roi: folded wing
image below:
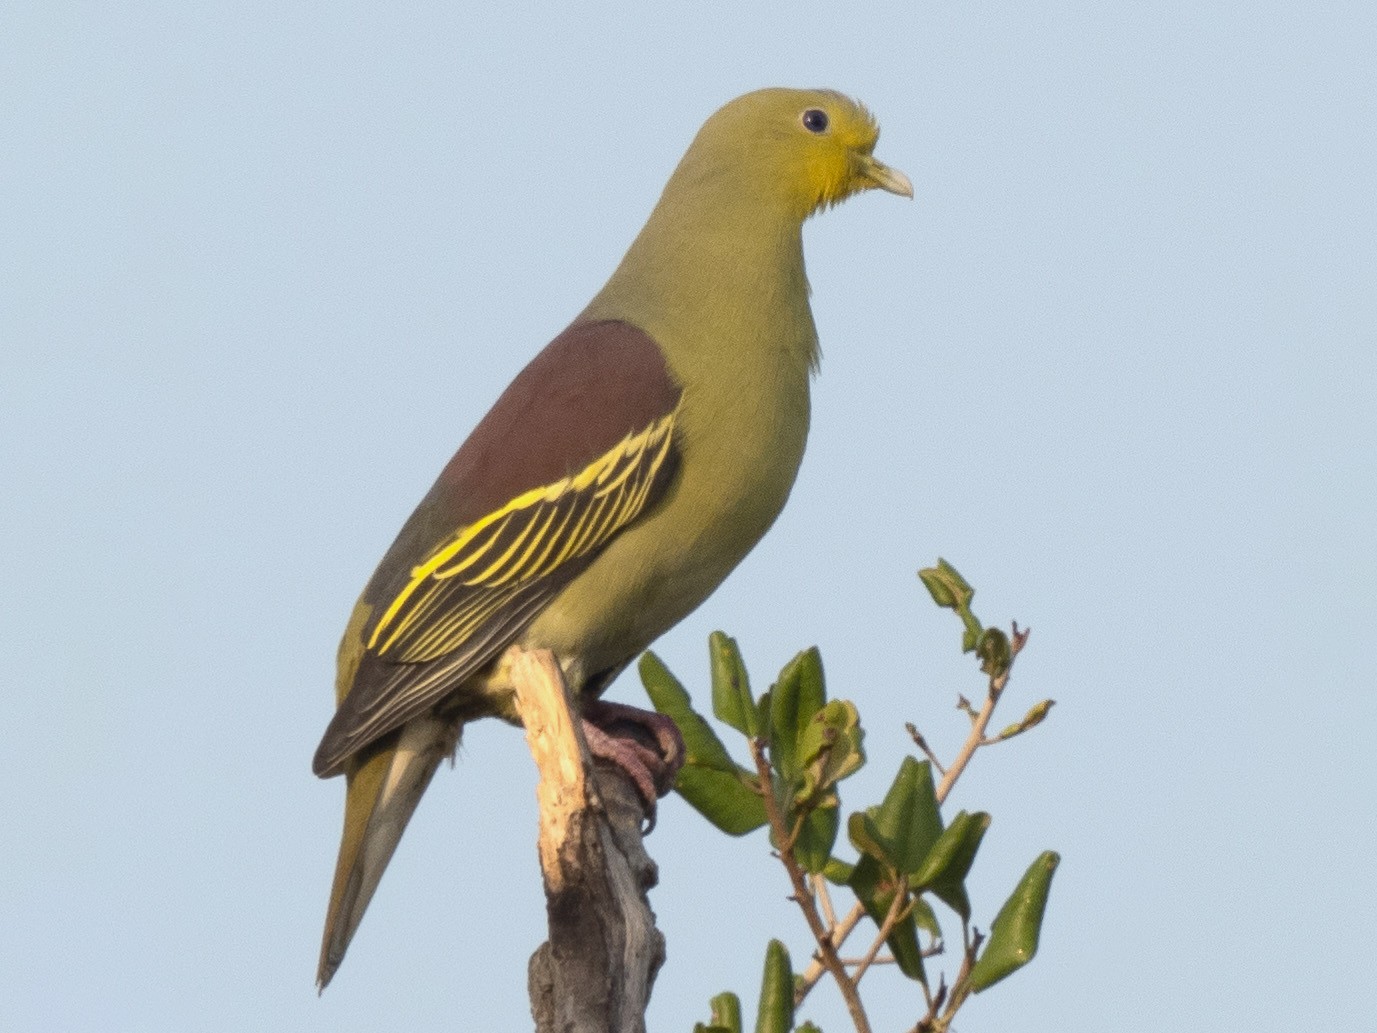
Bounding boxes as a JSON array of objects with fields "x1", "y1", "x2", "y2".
[{"x1": 313, "y1": 320, "x2": 682, "y2": 777}]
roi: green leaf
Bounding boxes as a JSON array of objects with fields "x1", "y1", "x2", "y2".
[
  {"x1": 842, "y1": 760, "x2": 943, "y2": 984},
  {"x1": 822, "y1": 857, "x2": 854, "y2": 886},
  {"x1": 756, "y1": 940, "x2": 794, "y2": 1033},
  {"x1": 917, "y1": 558, "x2": 972, "y2": 609},
  {"x1": 641, "y1": 651, "x2": 767, "y2": 835},
  {"x1": 793, "y1": 801, "x2": 839, "y2": 874},
  {"x1": 675, "y1": 765, "x2": 767, "y2": 836},
  {"x1": 975, "y1": 627, "x2": 1011, "y2": 677},
  {"x1": 793, "y1": 1024, "x2": 823, "y2": 1033},
  {"x1": 768, "y1": 648, "x2": 827, "y2": 781},
  {"x1": 911, "y1": 894, "x2": 942, "y2": 943},
  {"x1": 846, "y1": 811, "x2": 896, "y2": 869},
  {"x1": 911, "y1": 810, "x2": 991, "y2": 921},
  {"x1": 872, "y1": 758, "x2": 943, "y2": 874},
  {"x1": 755, "y1": 690, "x2": 772, "y2": 746},
  {"x1": 709, "y1": 992, "x2": 743, "y2": 1033},
  {"x1": 710, "y1": 632, "x2": 757, "y2": 737},
  {"x1": 640, "y1": 652, "x2": 736, "y2": 774},
  {"x1": 919, "y1": 559, "x2": 984, "y2": 651},
  {"x1": 693, "y1": 1025, "x2": 732, "y2": 1033},
  {"x1": 969, "y1": 851, "x2": 1060, "y2": 993},
  {"x1": 797, "y1": 700, "x2": 865, "y2": 800},
  {"x1": 848, "y1": 854, "x2": 925, "y2": 983},
  {"x1": 992, "y1": 699, "x2": 1055, "y2": 742}
]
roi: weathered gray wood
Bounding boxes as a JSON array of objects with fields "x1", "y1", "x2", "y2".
[{"x1": 511, "y1": 648, "x2": 664, "y2": 1033}]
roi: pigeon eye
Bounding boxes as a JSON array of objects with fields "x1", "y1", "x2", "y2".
[{"x1": 801, "y1": 108, "x2": 829, "y2": 134}]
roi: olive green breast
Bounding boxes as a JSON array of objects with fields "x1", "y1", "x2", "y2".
[{"x1": 522, "y1": 218, "x2": 818, "y2": 684}]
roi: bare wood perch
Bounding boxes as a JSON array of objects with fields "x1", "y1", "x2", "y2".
[{"x1": 510, "y1": 647, "x2": 665, "y2": 1033}]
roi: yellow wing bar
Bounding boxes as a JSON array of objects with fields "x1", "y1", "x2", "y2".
[{"x1": 367, "y1": 413, "x2": 675, "y2": 663}]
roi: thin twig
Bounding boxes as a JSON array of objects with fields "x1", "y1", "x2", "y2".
[
  {"x1": 905, "y1": 722, "x2": 947, "y2": 775},
  {"x1": 814, "y1": 873, "x2": 838, "y2": 928},
  {"x1": 750, "y1": 739, "x2": 873, "y2": 1033},
  {"x1": 849, "y1": 886, "x2": 907, "y2": 988},
  {"x1": 934, "y1": 926, "x2": 985, "y2": 1026},
  {"x1": 911, "y1": 923, "x2": 983, "y2": 1032},
  {"x1": 795, "y1": 900, "x2": 867, "y2": 1006},
  {"x1": 935, "y1": 625, "x2": 1028, "y2": 805},
  {"x1": 839, "y1": 956, "x2": 896, "y2": 966},
  {"x1": 933, "y1": 692, "x2": 996, "y2": 805}
]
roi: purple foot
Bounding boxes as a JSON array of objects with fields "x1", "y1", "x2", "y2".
[{"x1": 580, "y1": 699, "x2": 685, "y2": 829}]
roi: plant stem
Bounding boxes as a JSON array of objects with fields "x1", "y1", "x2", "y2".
[
  {"x1": 794, "y1": 626, "x2": 1029, "y2": 1006},
  {"x1": 935, "y1": 624, "x2": 1027, "y2": 804},
  {"x1": 750, "y1": 739, "x2": 873, "y2": 1033},
  {"x1": 849, "y1": 885, "x2": 906, "y2": 988},
  {"x1": 795, "y1": 900, "x2": 867, "y2": 1006},
  {"x1": 813, "y1": 873, "x2": 838, "y2": 928},
  {"x1": 934, "y1": 689, "x2": 998, "y2": 804}
]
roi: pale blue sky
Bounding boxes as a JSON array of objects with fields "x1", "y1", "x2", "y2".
[{"x1": 3, "y1": 2, "x2": 1374, "y2": 1031}]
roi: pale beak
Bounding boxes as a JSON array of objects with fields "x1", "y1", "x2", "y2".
[{"x1": 859, "y1": 155, "x2": 914, "y2": 198}]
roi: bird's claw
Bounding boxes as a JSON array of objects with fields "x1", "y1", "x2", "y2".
[{"x1": 580, "y1": 699, "x2": 685, "y2": 831}]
